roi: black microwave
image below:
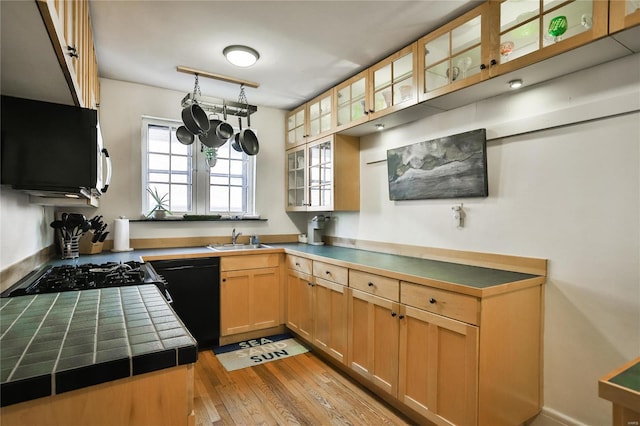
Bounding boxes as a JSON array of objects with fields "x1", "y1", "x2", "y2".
[{"x1": 0, "y1": 95, "x2": 111, "y2": 199}]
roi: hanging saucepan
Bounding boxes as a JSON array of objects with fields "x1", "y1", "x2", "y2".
[
  {"x1": 215, "y1": 103, "x2": 234, "y2": 141},
  {"x1": 231, "y1": 117, "x2": 243, "y2": 152},
  {"x1": 176, "y1": 126, "x2": 195, "y2": 145},
  {"x1": 199, "y1": 118, "x2": 227, "y2": 148},
  {"x1": 181, "y1": 102, "x2": 210, "y2": 135},
  {"x1": 238, "y1": 113, "x2": 259, "y2": 156}
]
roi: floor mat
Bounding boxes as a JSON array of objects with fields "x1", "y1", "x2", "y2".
[{"x1": 213, "y1": 333, "x2": 309, "y2": 372}]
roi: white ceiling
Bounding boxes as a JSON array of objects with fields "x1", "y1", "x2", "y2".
[{"x1": 88, "y1": 0, "x2": 482, "y2": 110}]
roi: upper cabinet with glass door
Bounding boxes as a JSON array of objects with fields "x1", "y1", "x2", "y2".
[
  {"x1": 491, "y1": 0, "x2": 609, "y2": 75},
  {"x1": 285, "y1": 104, "x2": 306, "y2": 149},
  {"x1": 334, "y1": 70, "x2": 370, "y2": 132},
  {"x1": 306, "y1": 88, "x2": 335, "y2": 142},
  {"x1": 417, "y1": 4, "x2": 489, "y2": 102},
  {"x1": 609, "y1": 0, "x2": 640, "y2": 33},
  {"x1": 368, "y1": 44, "x2": 418, "y2": 120}
]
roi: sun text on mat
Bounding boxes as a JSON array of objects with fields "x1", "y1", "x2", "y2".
[{"x1": 237, "y1": 337, "x2": 290, "y2": 363}]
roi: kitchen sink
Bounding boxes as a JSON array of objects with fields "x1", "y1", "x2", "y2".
[{"x1": 206, "y1": 243, "x2": 271, "y2": 251}]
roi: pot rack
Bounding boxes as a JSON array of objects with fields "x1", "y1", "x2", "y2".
[{"x1": 178, "y1": 65, "x2": 258, "y2": 118}]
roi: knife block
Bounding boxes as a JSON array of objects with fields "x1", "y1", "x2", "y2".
[{"x1": 79, "y1": 232, "x2": 104, "y2": 254}]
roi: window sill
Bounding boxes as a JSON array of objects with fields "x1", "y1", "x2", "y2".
[{"x1": 131, "y1": 216, "x2": 267, "y2": 223}]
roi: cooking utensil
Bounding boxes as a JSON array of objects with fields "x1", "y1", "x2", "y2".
[
  {"x1": 231, "y1": 117, "x2": 243, "y2": 152},
  {"x1": 176, "y1": 126, "x2": 195, "y2": 145},
  {"x1": 182, "y1": 74, "x2": 210, "y2": 135},
  {"x1": 216, "y1": 104, "x2": 234, "y2": 141},
  {"x1": 238, "y1": 113, "x2": 259, "y2": 156},
  {"x1": 199, "y1": 119, "x2": 227, "y2": 148}
]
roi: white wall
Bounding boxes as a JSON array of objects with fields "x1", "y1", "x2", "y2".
[
  {"x1": 95, "y1": 78, "x2": 303, "y2": 241},
  {"x1": 0, "y1": 189, "x2": 54, "y2": 270},
  {"x1": 329, "y1": 54, "x2": 640, "y2": 425}
]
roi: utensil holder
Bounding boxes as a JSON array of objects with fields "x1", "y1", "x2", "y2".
[
  {"x1": 61, "y1": 236, "x2": 80, "y2": 259},
  {"x1": 79, "y1": 232, "x2": 103, "y2": 254}
]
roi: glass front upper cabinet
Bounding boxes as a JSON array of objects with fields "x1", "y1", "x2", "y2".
[
  {"x1": 307, "y1": 139, "x2": 333, "y2": 211},
  {"x1": 417, "y1": 4, "x2": 489, "y2": 102},
  {"x1": 494, "y1": 0, "x2": 609, "y2": 74},
  {"x1": 609, "y1": 0, "x2": 640, "y2": 33},
  {"x1": 369, "y1": 44, "x2": 418, "y2": 119},
  {"x1": 334, "y1": 70, "x2": 370, "y2": 132},
  {"x1": 285, "y1": 104, "x2": 306, "y2": 149},
  {"x1": 306, "y1": 89, "x2": 335, "y2": 142},
  {"x1": 286, "y1": 146, "x2": 307, "y2": 211}
]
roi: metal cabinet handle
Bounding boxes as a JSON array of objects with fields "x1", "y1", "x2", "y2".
[
  {"x1": 490, "y1": 59, "x2": 497, "y2": 66},
  {"x1": 480, "y1": 63, "x2": 487, "y2": 70},
  {"x1": 367, "y1": 281, "x2": 374, "y2": 287},
  {"x1": 399, "y1": 314, "x2": 405, "y2": 320},
  {"x1": 429, "y1": 297, "x2": 436, "y2": 304},
  {"x1": 67, "y1": 45, "x2": 78, "y2": 58},
  {"x1": 391, "y1": 311, "x2": 397, "y2": 317},
  {"x1": 325, "y1": 271, "x2": 331, "y2": 275}
]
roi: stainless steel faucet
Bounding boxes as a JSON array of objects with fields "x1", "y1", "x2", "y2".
[{"x1": 231, "y1": 228, "x2": 242, "y2": 245}]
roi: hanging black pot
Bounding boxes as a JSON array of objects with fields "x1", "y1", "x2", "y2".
[
  {"x1": 182, "y1": 102, "x2": 210, "y2": 135},
  {"x1": 215, "y1": 104, "x2": 234, "y2": 141},
  {"x1": 231, "y1": 117, "x2": 243, "y2": 152},
  {"x1": 238, "y1": 113, "x2": 259, "y2": 156},
  {"x1": 176, "y1": 126, "x2": 195, "y2": 145},
  {"x1": 199, "y1": 119, "x2": 227, "y2": 148}
]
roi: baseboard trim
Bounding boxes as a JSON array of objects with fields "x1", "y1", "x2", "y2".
[{"x1": 527, "y1": 407, "x2": 591, "y2": 426}]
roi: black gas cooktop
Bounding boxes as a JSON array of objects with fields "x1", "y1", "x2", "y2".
[{"x1": 2, "y1": 261, "x2": 170, "y2": 300}]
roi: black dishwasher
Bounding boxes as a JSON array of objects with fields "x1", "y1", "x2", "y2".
[{"x1": 148, "y1": 257, "x2": 220, "y2": 349}]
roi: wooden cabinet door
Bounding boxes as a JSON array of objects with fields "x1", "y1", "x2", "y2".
[
  {"x1": 334, "y1": 70, "x2": 370, "y2": 132},
  {"x1": 307, "y1": 138, "x2": 334, "y2": 211},
  {"x1": 348, "y1": 289, "x2": 400, "y2": 397},
  {"x1": 398, "y1": 304, "x2": 479, "y2": 426},
  {"x1": 220, "y1": 269, "x2": 252, "y2": 336},
  {"x1": 313, "y1": 278, "x2": 348, "y2": 364},
  {"x1": 610, "y1": 0, "x2": 640, "y2": 33},
  {"x1": 221, "y1": 267, "x2": 280, "y2": 336},
  {"x1": 286, "y1": 269, "x2": 314, "y2": 342},
  {"x1": 285, "y1": 146, "x2": 307, "y2": 211},
  {"x1": 306, "y1": 88, "x2": 335, "y2": 142},
  {"x1": 368, "y1": 43, "x2": 418, "y2": 120},
  {"x1": 285, "y1": 104, "x2": 307, "y2": 149}
]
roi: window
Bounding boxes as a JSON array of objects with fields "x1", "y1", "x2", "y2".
[{"x1": 142, "y1": 117, "x2": 255, "y2": 216}]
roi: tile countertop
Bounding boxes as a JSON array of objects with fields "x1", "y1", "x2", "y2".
[{"x1": 0, "y1": 285, "x2": 197, "y2": 407}]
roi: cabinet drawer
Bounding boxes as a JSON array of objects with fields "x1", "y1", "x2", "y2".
[
  {"x1": 286, "y1": 254, "x2": 313, "y2": 275},
  {"x1": 221, "y1": 253, "x2": 280, "y2": 271},
  {"x1": 313, "y1": 261, "x2": 348, "y2": 285},
  {"x1": 401, "y1": 282, "x2": 479, "y2": 325},
  {"x1": 349, "y1": 270, "x2": 399, "y2": 301}
]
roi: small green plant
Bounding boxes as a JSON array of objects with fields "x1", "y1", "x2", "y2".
[{"x1": 146, "y1": 187, "x2": 171, "y2": 218}]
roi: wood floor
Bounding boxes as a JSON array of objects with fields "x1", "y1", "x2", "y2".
[{"x1": 193, "y1": 349, "x2": 414, "y2": 426}]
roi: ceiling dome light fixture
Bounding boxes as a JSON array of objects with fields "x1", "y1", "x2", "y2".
[{"x1": 223, "y1": 45, "x2": 260, "y2": 67}]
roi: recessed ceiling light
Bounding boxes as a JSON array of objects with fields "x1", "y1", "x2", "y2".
[
  {"x1": 375, "y1": 123, "x2": 385, "y2": 131},
  {"x1": 223, "y1": 45, "x2": 260, "y2": 67},
  {"x1": 508, "y1": 79, "x2": 523, "y2": 89}
]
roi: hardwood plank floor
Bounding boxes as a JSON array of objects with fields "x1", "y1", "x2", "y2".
[{"x1": 194, "y1": 349, "x2": 415, "y2": 426}]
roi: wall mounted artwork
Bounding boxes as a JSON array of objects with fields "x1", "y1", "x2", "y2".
[{"x1": 387, "y1": 128, "x2": 488, "y2": 200}]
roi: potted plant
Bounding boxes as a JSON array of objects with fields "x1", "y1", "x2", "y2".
[{"x1": 146, "y1": 187, "x2": 171, "y2": 219}]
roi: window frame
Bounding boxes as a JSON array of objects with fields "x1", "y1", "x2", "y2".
[{"x1": 141, "y1": 116, "x2": 256, "y2": 217}]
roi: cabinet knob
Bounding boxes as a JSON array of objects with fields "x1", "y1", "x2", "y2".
[
  {"x1": 67, "y1": 45, "x2": 78, "y2": 58},
  {"x1": 367, "y1": 281, "x2": 374, "y2": 287},
  {"x1": 480, "y1": 63, "x2": 487, "y2": 70},
  {"x1": 490, "y1": 59, "x2": 497, "y2": 66},
  {"x1": 429, "y1": 297, "x2": 436, "y2": 304},
  {"x1": 391, "y1": 311, "x2": 397, "y2": 317},
  {"x1": 295, "y1": 262, "x2": 300, "y2": 267},
  {"x1": 222, "y1": 278, "x2": 226, "y2": 282},
  {"x1": 325, "y1": 271, "x2": 331, "y2": 275},
  {"x1": 369, "y1": 109, "x2": 374, "y2": 114},
  {"x1": 399, "y1": 314, "x2": 405, "y2": 320}
]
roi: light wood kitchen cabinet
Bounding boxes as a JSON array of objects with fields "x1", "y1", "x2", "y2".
[
  {"x1": 285, "y1": 267, "x2": 314, "y2": 342},
  {"x1": 610, "y1": 0, "x2": 640, "y2": 33},
  {"x1": 37, "y1": 0, "x2": 100, "y2": 109},
  {"x1": 348, "y1": 288, "x2": 400, "y2": 397},
  {"x1": 285, "y1": 89, "x2": 335, "y2": 150},
  {"x1": 489, "y1": 0, "x2": 610, "y2": 77},
  {"x1": 368, "y1": 44, "x2": 418, "y2": 120},
  {"x1": 285, "y1": 104, "x2": 306, "y2": 149},
  {"x1": 417, "y1": 3, "x2": 490, "y2": 102},
  {"x1": 334, "y1": 69, "x2": 370, "y2": 132},
  {"x1": 313, "y1": 277, "x2": 349, "y2": 365},
  {"x1": 220, "y1": 254, "x2": 281, "y2": 336},
  {"x1": 398, "y1": 304, "x2": 479, "y2": 426},
  {"x1": 285, "y1": 134, "x2": 360, "y2": 212}
]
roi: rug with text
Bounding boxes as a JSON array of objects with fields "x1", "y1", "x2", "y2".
[{"x1": 213, "y1": 333, "x2": 309, "y2": 372}]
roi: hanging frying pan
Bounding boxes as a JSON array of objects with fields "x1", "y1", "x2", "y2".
[
  {"x1": 231, "y1": 117, "x2": 243, "y2": 152},
  {"x1": 181, "y1": 102, "x2": 210, "y2": 135},
  {"x1": 238, "y1": 113, "x2": 259, "y2": 156},
  {"x1": 199, "y1": 118, "x2": 228, "y2": 148},
  {"x1": 176, "y1": 126, "x2": 195, "y2": 145},
  {"x1": 215, "y1": 104, "x2": 234, "y2": 141}
]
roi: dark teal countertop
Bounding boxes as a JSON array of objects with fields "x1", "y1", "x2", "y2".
[
  {"x1": 609, "y1": 360, "x2": 640, "y2": 392},
  {"x1": 270, "y1": 243, "x2": 539, "y2": 289},
  {"x1": 0, "y1": 285, "x2": 197, "y2": 407}
]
